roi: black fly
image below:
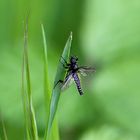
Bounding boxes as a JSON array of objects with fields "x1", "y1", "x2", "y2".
[{"x1": 55, "y1": 56, "x2": 96, "y2": 95}]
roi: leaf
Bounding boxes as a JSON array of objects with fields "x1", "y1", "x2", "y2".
[
  {"x1": 41, "y1": 24, "x2": 60, "y2": 140},
  {"x1": 41, "y1": 23, "x2": 51, "y2": 112},
  {"x1": 22, "y1": 15, "x2": 38, "y2": 140},
  {"x1": 0, "y1": 114, "x2": 8, "y2": 140},
  {"x1": 44, "y1": 32, "x2": 72, "y2": 140}
]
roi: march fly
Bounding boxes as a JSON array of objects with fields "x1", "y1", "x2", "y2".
[{"x1": 55, "y1": 56, "x2": 96, "y2": 95}]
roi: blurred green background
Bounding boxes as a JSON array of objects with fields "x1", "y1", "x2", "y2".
[{"x1": 0, "y1": 0, "x2": 140, "y2": 140}]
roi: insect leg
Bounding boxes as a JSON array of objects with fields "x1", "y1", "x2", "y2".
[
  {"x1": 59, "y1": 56, "x2": 69, "y2": 69},
  {"x1": 61, "y1": 56, "x2": 68, "y2": 64},
  {"x1": 60, "y1": 61, "x2": 69, "y2": 69},
  {"x1": 54, "y1": 80, "x2": 63, "y2": 89}
]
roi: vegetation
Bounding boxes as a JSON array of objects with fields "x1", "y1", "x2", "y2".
[{"x1": 0, "y1": 0, "x2": 140, "y2": 140}]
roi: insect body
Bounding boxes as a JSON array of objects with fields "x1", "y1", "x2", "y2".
[{"x1": 56, "y1": 56, "x2": 96, "y2": 95}]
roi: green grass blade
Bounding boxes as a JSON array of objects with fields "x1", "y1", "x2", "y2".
[
  {"x1": 22, "y1": 15, "x2": 31, "y2": 140},
  {"x1": 45, "y1": 32, "x2": 72, "y2": 140},
  {"x1": 0, "y1": 115, "x2": 8, "y2": 140},
  {"x1": 50, "y1": 119, "x2": 60, "y2": 140},
  {"x1": 41, "y1": 24, "x2": 51, "y2": 109},
  {"x1": 41, "y1": 24, "x2": 60, "y2": 140},
  {"x1": 23, "y1": 16, "x2": 38, "y2": 140},
  {"x1": 21, "y1": 50, "x2": 30, "y2": 140},
  {"x1": 2, "y1": 120, "x2": 8, "y2": 140}
]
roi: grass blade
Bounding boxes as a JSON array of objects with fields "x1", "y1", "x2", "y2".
[
  {"x1": 45, "y1": 32, "x2": 72, "y2": 140},
  {"x1": 22, "y1": 15, "x2": 38, "y2": 140},
  {"x1": 41, "y1": 24, "x2": 51, "y2": 109},
  {"x1": 1, "y1": 120, "x2": 8, "y2": 140},
  {"x1": 22, "y1": 25, "x2": 30, "y2": 140},
  {"x1": 41, "y1": 24, "x2": 60, "y2": 140},
  {"x1": 0, "y1": 114, "x2": 8, "y2": 140}
]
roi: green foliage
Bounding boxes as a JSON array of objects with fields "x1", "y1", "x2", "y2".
[
  {"x1": 22, "y1": 16, "x2": 38, "y2": 140},
  {"x1": 45, "y1": 32, "x2": 72, "y2": 140},
  {"x1": 41, "y1": 24, "x2": 59, "y2": 140},
  {"x1": 0, "y1": 116, "x2": 8, "y2": 140},
  {"x1": 0, "y1": 0, "x2": 140, "y2": 140},
  {"x1": 21, "y1": 22, "x2": 72, "y2": 140}
]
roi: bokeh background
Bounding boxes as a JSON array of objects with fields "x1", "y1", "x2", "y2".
[{"x1": 0, "y1": 0, "x2": 140, "y2": 140}]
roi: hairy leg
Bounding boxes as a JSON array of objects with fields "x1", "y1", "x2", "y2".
[
  {"x1": 54, "y1": 80, "x2": 63, "y2": 89},
  {"x1": 61, "y1": 56, "x2": 68, "y2": 64},
  {"x1": 59, "y1": 57, "x2": 70, "y2": 69}
]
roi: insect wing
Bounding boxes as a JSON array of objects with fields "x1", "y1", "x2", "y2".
[
  {"x1": 61, "y1": 73, "x2": 74, "y2": 91},
  {"x1": 78, "y1": 66, "x2": 96, "y2": 76}
]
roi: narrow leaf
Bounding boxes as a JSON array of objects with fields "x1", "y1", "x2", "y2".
[
  {"x1": 41, "y1": 24, "x2": 60, "y2": 140},
  {"x1": 45, "y1": 32, "x2": 72, "y2": 140},
  {"x1": 0, "y1": 115, "x2": 8, "y2": 140},
  {"x1": 23, "y1": 15, "x2": 38, "y2": 140},
  {"x1": 41, "y1": 24, "x2": 51, "y2": 109},
  {"x1": 22, "y1": 18, "x2": 31, "y2": 139}
]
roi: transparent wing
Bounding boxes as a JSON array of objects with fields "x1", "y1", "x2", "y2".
[
  {"x1": 78, "y1": 66, "x2": 96, "y2": 76},
  {"x1": 61, "y1": 73, "x2": 74, "y2": 91}
]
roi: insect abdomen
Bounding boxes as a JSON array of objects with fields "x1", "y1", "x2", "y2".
[{"x1": 73, "y1": 73, "x2": 83, "y2": 95}]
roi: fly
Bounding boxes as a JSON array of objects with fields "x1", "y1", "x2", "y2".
[{"x1": 55, "y1": 56, "x2": 96, "y2": 95}]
